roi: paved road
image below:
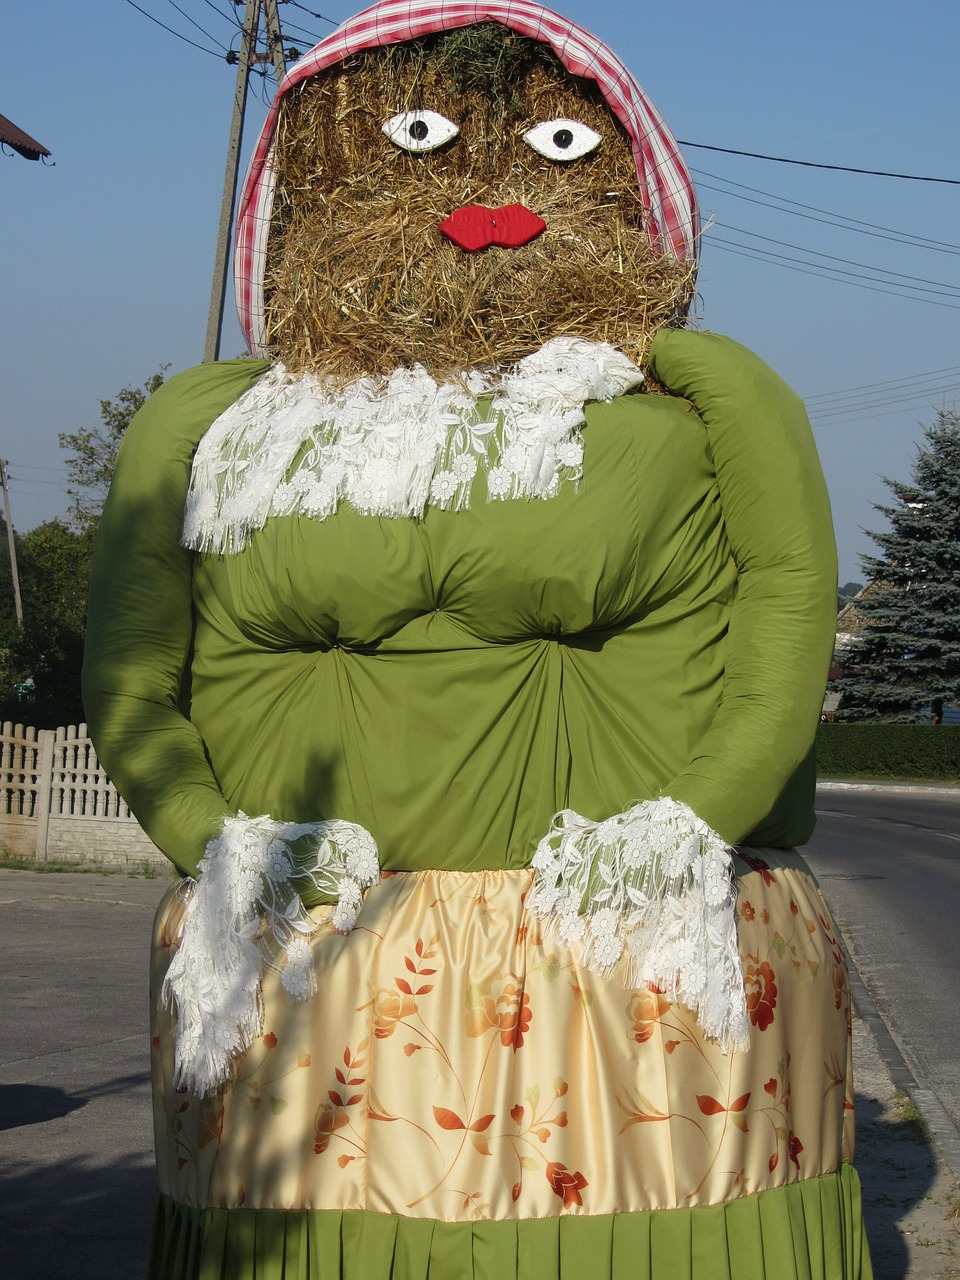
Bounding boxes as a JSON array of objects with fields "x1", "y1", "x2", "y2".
[
  {"x1": 2, "y1": 845, "x2": 959, "y2": 1279},
  {"x1": 807, "y1": 787, "x2": 960, "y2": 1135},
  {"x1": 0, "y1": 870, "x2": 171, "y2": 1280}
]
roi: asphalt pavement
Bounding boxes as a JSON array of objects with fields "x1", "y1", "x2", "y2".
[
  {"x1": 810, "y1": 785, "x2": 960, "y2": 1141},
  {"x1": 1, "y1": 823, "x2": 959, "y2": 1279},
  {"x1": 0, "y1": 868, "x2": 169, "y2": 1279}
]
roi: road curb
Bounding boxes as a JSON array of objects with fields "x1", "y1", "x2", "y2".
[
  {"x1": 819, "y1": 773, "x2": 960, "y2": 793},
  {"x1": 839, "y1": 923, "x2": 960, "y2": 1190},
  {"x1": 818, "y1": 780, "x2": 960, "y2": 797}
]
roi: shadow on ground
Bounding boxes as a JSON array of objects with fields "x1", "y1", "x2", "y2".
[
  {"x1": 856, "y1": 1091, "x2": 942, "y2": 1279},
  {"x1": 0, "y1": 1082, "x2": 87, "y2": 1130},
  {"x1": 0, "y1": 1146, "x2": 155, "y2": 1280}
]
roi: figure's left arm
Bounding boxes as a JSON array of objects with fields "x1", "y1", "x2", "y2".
[
  {"x1": 647, "y1": 327, "x2": 837, "y2": 845},
  {"x1": 528, "y1": 329, "x2": 835, "y2": 1050}
]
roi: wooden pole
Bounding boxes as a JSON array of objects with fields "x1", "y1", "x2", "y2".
[
  {"x1": 203, "y1": 0, "x2": 262, "y2": 363},
  {"x1": 0, "y1": 459, "x2": 24, "y2": 625}
]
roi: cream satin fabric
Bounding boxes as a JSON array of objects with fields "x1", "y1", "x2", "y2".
[{"x1": 152, "y1": 852, "x2": 854, "y2": 1221}]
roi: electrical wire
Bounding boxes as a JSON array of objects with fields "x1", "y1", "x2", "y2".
[
  {"x1": 161, "y1": 0, "x2": 230, "y2": 50},
  {"x1": 808, "y1": 394, "x2": 960, "y2": 428},
  {"x1": 679, "y1": 140, "x2": 960, "y2": 186},
  {"x1": 5, "y1": 463, "x2": 70, "y2": 475},
  {"x1": 804, "y1": 365, "x2": 960, "y2": 405},
  {"x1": 705, "y1": 238, "x2": 960, "y2": 311},
  {"x1": 121, "y1": 0, "x2": 225, "y2": 57},
  {"x1": 252, "y1": 65, "x2": 276, "y2": 105},
  {"x1": 706, "y1": 234, "x2": 960, "y2": 304},
  {"x1": 276, "y1": 16, "x2": 326, "y2": 45},
  {"x1": 4, "y1": 475, "x2": 70, "y2": 490},
  {"x1": 694, "y1": 169, "x2": 960, "y2": 258},
  {"x1": 199, "y1": 0, "x2": 243, "y2": 28},
  {"x1": 286, "y1": 0, "x2": 338, "y2": 25},
  {"x1": 713, "y1": 221, "x2": 960, "y2": 298},
  {"x1": 808, "y1": 374, "x2": 960, "y2": 408},
  {"x1": 806, "y1": 382, "x2": 960, "y2": 423}
]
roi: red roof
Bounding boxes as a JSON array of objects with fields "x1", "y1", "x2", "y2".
[{"x1": 0, "y1": 112, "x2": 51, "y2": 161}]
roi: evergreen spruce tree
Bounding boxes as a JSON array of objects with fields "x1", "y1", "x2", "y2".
[{"x1": 836, "y1": 409, "x2": 960, "y2": 721}]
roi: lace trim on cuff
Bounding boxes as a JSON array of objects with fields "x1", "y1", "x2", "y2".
[
  {"x1": 529, "y1": 797, "x2": 749, "y2": 1053},
  {"x1": 162, "y1": 812, "x2": 379, "y2": 1097}
]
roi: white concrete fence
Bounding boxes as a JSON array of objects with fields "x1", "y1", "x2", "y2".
[{"x1": 0, "y1": 721, "x2": 166, "y2": 870}]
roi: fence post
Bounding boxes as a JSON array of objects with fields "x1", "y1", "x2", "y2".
[{"x1": 34, "y1": 729, "x2": 55, "y2": 861}]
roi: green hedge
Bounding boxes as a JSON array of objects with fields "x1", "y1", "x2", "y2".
[{"x1": 816, "y1": 723, "x2": 960, "y2": 781}]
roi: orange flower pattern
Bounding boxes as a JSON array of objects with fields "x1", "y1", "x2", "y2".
[
  {"x1": 627, "y1": 985, "x2": 671, "y2": 1044},
  {"x1": 546, "y1": 1161, "x2": 589, "y2": 1208},
  {"x1": 744, "y1": 960, "x2": 778, "y2": 1031},
  {"x1": 466, "y1": 979, "x2": 532, "y2": 1050},
  {"x1": 372, "y1": 988, "x2": 417, "y2": 1038},
  {"x1": 151, "y1": 852, "x2": 855, "y2": 1220}
]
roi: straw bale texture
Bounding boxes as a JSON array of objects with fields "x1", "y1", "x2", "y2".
[{"x1": 264, "y1": 29, "x2": 695, "y2": 381}]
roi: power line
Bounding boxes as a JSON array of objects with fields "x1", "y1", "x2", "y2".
[
  {"x1": 694, "y1": 169, "x2": 960, "y2": 257},
  {"x1": 679, "y1": 140, "x2": 960, "y2": 186},
  {"x1": 807, "y1": 382, "x2": 960, "y2": 424},
  {"x1": 285, "y1": 0, "x2": 338, "y2": 25},
  {"x1": 5, "y1": 462, "x2": 69, "y2": 475},
  {"x1": 805, "y1": 365, "x2": 960, "y2": 405},
  {"x1": 705, "y1": 238, "x2": 960, "y2": 311},
  {"x1": 714, "y1": 221, "x2": 960, "y2": 298},
  {"x1": 707, "y1": 233, "x2": 960, "y2": 304},
  {"x1": 199, "y1": 0, "x2": 244, "y2": 28},
  {"x1": 276, "y1": 15, "x2": 325, "y2": 45},
  {"x1": 121, "y1": 0, "x2": 225, "y2": 57},
  {"x1": 161, "y1": 0, "x2": 230, "y2": 50},
  {"x1": 251, "y1": 64, "x2": 275, "y2": 105},
  {"x1": 808, "y1": 395, "x2": 960, "y2": 428},
  {"x1": 3, "y1": 476, "x2": 70, "y2": 490}
]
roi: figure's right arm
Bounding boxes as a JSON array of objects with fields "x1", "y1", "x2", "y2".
[{"x1": 82, "y1": 361, "x2": 270, "y2": 876}]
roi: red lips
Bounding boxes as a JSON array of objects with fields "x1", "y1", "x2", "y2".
[{"x1": 439, "y1": 203, "x2": 546, "y2": 252}]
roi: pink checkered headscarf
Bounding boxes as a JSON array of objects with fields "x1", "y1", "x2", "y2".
[{"x1": 235, "y1": 0, "x2": 699, "y2": 356}]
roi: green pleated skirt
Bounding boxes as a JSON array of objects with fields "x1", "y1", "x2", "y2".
[{"x1": 150, "y1": 1165, "x2": 871, "y2": 1279}]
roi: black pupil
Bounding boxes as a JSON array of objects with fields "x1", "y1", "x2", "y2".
[
  {"x1": 409, "y1": 119, "x2": 430, "y2": 142},
  {"x1": 553, "y1": 128, "x2": 574, "y2": 149}
]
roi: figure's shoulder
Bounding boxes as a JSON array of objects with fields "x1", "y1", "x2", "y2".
[
  {"x1": 648, "y1": 328, "x2": 803, "y2": 413},
  {"x1": 117, "y1": 359, "x2": 273, "y2": 472},
  {"x1": 131, "y1": 359, "x2": 273, "y2": 433}
]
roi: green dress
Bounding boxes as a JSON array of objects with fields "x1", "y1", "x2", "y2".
[{"x1": 83, "y1": 330, "x2": 872, "y2": 1278}]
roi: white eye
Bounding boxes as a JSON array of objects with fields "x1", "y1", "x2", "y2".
[
  {"x1": 523, "y1": 118, "x2": 601, "y2": 162},
  {"x1": 382, "y1": 110, "x2": 459, "y2": 153}
]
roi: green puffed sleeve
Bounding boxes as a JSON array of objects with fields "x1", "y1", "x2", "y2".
[
  {"x1": 647, "y1": 329, "x2": 837, "y2": 846},
  {"x1": 82, "y1": 359, "x2": 271, "y2": 876}
]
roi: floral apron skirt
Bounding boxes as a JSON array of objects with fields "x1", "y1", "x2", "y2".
[{"x1": 148, "y1": 851, "x2": 872, "y2": 1279}]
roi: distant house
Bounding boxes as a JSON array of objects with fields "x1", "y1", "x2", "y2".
[{"x1": 832, "y1": 581, "x2": 882, "y2": 673}]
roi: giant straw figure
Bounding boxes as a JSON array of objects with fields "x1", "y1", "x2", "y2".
[{"x1": 84, "y1": 3, "x2": 873, "y2": 1276}]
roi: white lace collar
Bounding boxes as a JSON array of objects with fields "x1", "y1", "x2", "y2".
[{"x1": 182, "y1": 336, "x2": 643, "y2": 554}]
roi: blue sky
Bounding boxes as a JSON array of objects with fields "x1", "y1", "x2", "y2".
[{"x1": 3, "y1": 0, "x2": 958, "y2": 583}]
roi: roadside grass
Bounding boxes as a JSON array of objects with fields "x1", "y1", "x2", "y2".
[
  {"x1": 0, "y1": 848, "x2": 175, "y2": 880},
  {"x1": 893, "y1": 1089, "x2": 932, "y2": 1145}
]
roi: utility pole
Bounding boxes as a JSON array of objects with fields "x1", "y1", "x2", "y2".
[
  {"x1": 0, "y1": 460, "x2": 24, "y2": 626},
  {"x1": 204, "y1": 0, "x2": 288, "y2": 363}
]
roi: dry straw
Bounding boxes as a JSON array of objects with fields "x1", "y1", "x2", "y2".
[{"x1": 264, "y1": 27, "x2": 696, "y2": 382}]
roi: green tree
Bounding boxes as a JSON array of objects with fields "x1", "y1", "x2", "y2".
[
  {"x1": 837, "y1": 580, "x2": 863, "y2": 611},
  {"x1": 0, "y1": 519, "x2": 93, "y2": 726},
  {"x1": 836, "y1": 409, "x2": 960, "y2": 721},
  {"x1": 0, "y1": 367, "x2": 167, "y2": 727},
  {"x1": 58, "y1": 366, "x2": 167, "y2": 534}
]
